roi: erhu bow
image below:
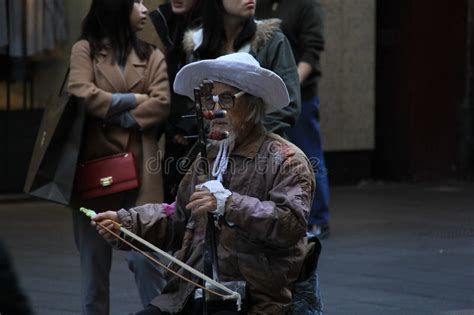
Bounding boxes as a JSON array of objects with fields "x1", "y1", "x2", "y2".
[{"x1": 80, "y1": 207, "x2": 242, "y2": 310}]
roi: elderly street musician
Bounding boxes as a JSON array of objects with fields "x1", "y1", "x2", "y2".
[{"x1": 91, "y1": 52, "x2": 316, "y2": 314}]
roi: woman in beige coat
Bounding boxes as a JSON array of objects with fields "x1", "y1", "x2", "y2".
[{"x1": 68, "y1": 0, "x2": 170, "y2": 314}]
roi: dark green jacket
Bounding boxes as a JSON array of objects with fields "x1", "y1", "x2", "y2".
[
  {"x1": 256, "y1": 0, "x2": 325, "y2": 100},
  {"x1": 183, "y1": 19, "x2": 301, "y2": 137}
]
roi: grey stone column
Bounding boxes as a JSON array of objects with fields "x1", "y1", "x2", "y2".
[{"x1": 320, "y1": 0, "x2": 376, "y2": 151}]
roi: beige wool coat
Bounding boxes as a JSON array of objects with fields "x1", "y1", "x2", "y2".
[{"x1": 68, "y1": 40, "x2": 170, "y2": 207}]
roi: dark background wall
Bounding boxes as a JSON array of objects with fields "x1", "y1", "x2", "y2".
[
  {"x1": 0, "y1": 111, "x2": 42, "y2": 192},
  {"x1": 374, "y1": 0, "x2": 473, "y2": 182}
]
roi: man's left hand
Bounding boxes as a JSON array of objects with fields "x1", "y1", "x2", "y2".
[{"x1": 186, "y1": 188, "x2": 217, "y2": 215}]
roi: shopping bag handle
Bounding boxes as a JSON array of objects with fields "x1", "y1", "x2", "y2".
[{"x1": 58, "y1": 68, "x2": 70, "y2": 97}]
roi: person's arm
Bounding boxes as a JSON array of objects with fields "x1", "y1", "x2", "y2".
[
  {"x1": 298, "y1": 0, "x2": 325, "y2": 83},
  {"x1": 68, "y1": 41, "x2": 146, "y2": 123},
  {"x1": 117, "y1": 203, "x2": 173, "y2": 246},
  {"x1": 104, "y1": 93, "x2": 147, "y2": 129},
  {"x1": 93, "y1": 163, "x2": 196, "y2": 251},
  {"x1": 224, "y1": 151, "x2": 314, "y2": 248},
  {"x1": 185, "y1": 147, "x2": 315, "y2": 249},
  {"x1": 93, "y1": 200, "x2": 187, "y2": 252},
  {"x1": 92, "y1": 205, "x2": 168, "y2": 244},
  {"x1": 261, "y1": 32, "x2": 302, "y2": 135},
  {"x1": 68, "y1": 40, "x2": 115, "y2": 118},
  {"x1": 128, "y1": 48, "x2": 171, "y2": 130},
  {"x1": 68, "y1": 41, "x2": 169, "y2": 130}
]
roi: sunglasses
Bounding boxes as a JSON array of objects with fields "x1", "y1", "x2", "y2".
[{"x1": 202, "y1": 91, "x2": 246, "y2": 110}]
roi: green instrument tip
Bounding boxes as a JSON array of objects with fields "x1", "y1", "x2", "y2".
[{"x1": 80, "y1": 207, "x2": 97, "y2": 218}]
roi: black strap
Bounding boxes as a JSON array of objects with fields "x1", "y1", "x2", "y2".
[{"x1": 58, "y1": 68, "x2": 70, "y2": 97}]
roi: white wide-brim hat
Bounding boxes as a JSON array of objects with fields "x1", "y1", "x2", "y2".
[{"x1": 173, "y1": 52, "x2": 290, "y2": 113}]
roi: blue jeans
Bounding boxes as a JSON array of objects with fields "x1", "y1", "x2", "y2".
[{"x1": 287, "y1": 96, "x2": 330, "y2": 226}]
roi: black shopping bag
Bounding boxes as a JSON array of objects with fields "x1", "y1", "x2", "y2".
[{"x1": 24, "y1": 72, "x2": 85, "y2": 205}]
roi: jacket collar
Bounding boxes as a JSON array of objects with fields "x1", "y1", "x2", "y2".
[
  {"x1": 96, "y1": 45, "x2": 146, "y2": 92},
  {"x1": 207, "y1": 123, "x2": 267, "y2": 160},
  {"x1": 189, "y1": 29, "x2": 251, "y2": 54}
]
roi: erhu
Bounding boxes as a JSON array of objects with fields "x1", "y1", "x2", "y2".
[{"x1": 182, "y1": 80, "x2": 246, "y2": 314}]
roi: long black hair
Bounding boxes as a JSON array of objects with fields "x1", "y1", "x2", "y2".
[
  {"x1": 80, "y1": 0, "x2": 152, "y2": 65},
  {"x1": 168, "y1": 0, "x2": 202, "y2": 49},
  {"x1": 162, "y1": 0, "x2": 202, "y2": 80},
  {"x1": 195, "y1": 0, "x2": 256, "y2": 59}
]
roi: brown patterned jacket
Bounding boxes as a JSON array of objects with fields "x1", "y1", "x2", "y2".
[{"x1": 118, "y1": 124, "x2": 315, "y2": 314}]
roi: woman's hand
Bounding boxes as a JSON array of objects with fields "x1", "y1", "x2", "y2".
[
  {"x1": 91, "y1": 211, "x2": 120, "y2": 242},
  {"x1": 186, "y1": 188, "x2": 217, "y2": 216},
  {"x1": 134, "y1": 93, "x2": 150, "y2": 105}
]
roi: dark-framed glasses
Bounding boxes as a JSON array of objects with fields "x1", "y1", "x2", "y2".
[{"x1": 203, "y1": 91, "x2": 246, "y2": 110}]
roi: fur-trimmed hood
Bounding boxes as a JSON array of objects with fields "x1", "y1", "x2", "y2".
[{"x1": 183, "y1": 18, "x2": 282, "y2": 55}]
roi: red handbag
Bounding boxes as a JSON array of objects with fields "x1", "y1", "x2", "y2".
[{"x1": 75, "y1": 152, "x2": 139, "y2": 200}]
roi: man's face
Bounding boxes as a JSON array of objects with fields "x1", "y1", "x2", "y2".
[{"x1": 209, "y1": 81, "x2": 249, "y2": 142}]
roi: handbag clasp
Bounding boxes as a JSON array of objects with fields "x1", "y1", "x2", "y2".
[{"x1": 100, "y1": 176, "x2": 113, "y2": 187}]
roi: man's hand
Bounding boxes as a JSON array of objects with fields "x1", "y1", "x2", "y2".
[
  {"x1": 174, "y1": 134, "x2": 189, "y2": 146},
  {"x1": 186, "y1": 188, "x2": 217, "y2": 215},
  {"x1": 91, "y1": 211, "x2": 120, "y2": 242}
]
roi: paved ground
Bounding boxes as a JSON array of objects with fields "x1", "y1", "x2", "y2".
[{"x1": 1, "y1": 183, "x2": 473, "y2": 315}]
